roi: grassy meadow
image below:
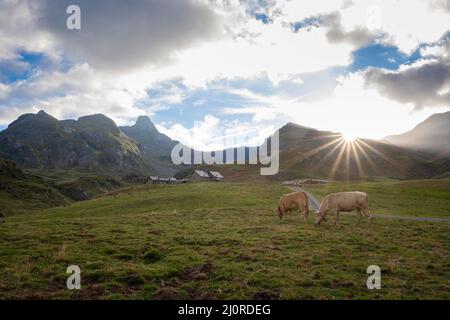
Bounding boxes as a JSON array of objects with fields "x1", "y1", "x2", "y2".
[
  {"x1": 303, "y1": 178, "x2": 450, "y2": 217},
  {"x1": 0, "y1": 181, "x2": 449, "y2": 299}
]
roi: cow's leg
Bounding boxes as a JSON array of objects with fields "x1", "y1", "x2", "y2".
[
  {"x1": 361, "y1": 205, "x2": 371, "y2": 222},
  {"x1": 322, "y1": 210, "x2": 328, "y2": 223},
  {"x1": 296, "y1": 203, "x2": 304, "y2": 222},
  {"x1": 364, "y1": 208, "x2": 372, "y2": 222},
  {"x1": 335, "y1": 211, "x2": 341, "y2": 227},
  {"x1": 356, "y1": 208, "x2": 362, "y2": 225}
]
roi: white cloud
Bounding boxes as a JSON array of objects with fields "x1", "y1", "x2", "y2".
[
  {"x1": 0, "y1": 83, "x2": 10, "y2": 99},
  {"x1": 216, "y1": 71, "x2": 450, "y2": 140},
  {"x1": 273, "y1": 0, "x2": 450, "y2": 54},
  {"x1": 365, "y1": 59, "x2": 450, "y2": 109},
  {"x1": 156, "y1": 114, "x2": 277, "y2": 151},
  {"x1": 282, "y1": 72, "x2": 450, "y2": 139},
  {"x1": 420, "y1": 41, "x2": 449, "y2": 59},
  {"x1": 0, "y1": 63, "x2": 148, "y2": 125},
  {"x1": 335, "y1": 0, "x2": 450, "y2": 54},
  {"x1": 101, "y1": 0, "x2": 450, "y2": 88},
  {"x1": 139, "y1": 18, "x2": 355, "y2": 87},
  {"x1": 1, "y1": 0, "x2": 450, "y2": 144},
  {"x1": 365, "y1": 38, "x2": 450, "y2": 109},
  {"x1": 156, "y1": 114, "x2": 223, "y2": 150},
  {"x1": 222, "y1": 105, "x2": 283, "y2": 122}
]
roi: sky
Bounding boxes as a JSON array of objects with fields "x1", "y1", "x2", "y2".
[{"x1": 0, "y1": 0, "x2": 449, "y2": 150}]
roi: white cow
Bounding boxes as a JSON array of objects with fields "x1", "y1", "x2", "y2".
[{"x1": 315, "y1": 191, "x2": 371, "y2": 226}]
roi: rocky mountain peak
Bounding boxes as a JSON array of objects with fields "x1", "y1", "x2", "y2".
[
  {"x1": 8, "y1": 110, "x2": 58, "y2": 129},
  {"x1": 77, "y1": 114, "x2": 119, "y2": 133},
  {"x1": 133, "y1": 115, "x2": 157, "y2": 132},
  {"x1": 37, "y1": 110, "x2": 50, "y2": 116}
]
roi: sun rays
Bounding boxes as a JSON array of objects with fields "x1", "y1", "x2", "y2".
[
  {"x1": 296, "y1": 133, "x2": 401, "y2": 181},
  {"x1": 342, "y1": 133, "x2": 356, "y2": 143}
]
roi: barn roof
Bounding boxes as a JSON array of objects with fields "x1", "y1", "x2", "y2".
[
  {"x1": 194, "y1": 170, "x2": 210, "y2": 178},
  {"x1": 209, "y1": 171, "x2": 224, "y2": 179}
]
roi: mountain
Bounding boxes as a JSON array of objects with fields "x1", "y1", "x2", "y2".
[
  {"x1": 202, "y1": 122, "x2": 448, "y2": 181},
  {"x1": 0, "y1": 110, "x2": 157, "y2": 175},
  {"x1": 384, "y1": 111, "x2": 450, "y2": 157},
  {"x1": 120, "y1": 115, "x2": 176, "y2": 157},
  {"x1": 1, "y1": 110, "x2": 447, "y2": 181},
  {"x1": 119, "y1": 116, "x2": 180, "y2": 175},
  {"x1": 276, "y1": 123, "x2": 447, "y2": 180}
]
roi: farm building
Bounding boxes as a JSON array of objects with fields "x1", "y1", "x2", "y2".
[
  {"x1": 149, "y1": 176, "x2": 159, "y2": 183},
  {"x1": 176, "y1": 169, "x2": 225, "y2": 182},
  {"x1": 158, "y1": 177, "x2": 170, "y2": 184},
  {"x1": 188, "y1": 170, "x2": 211, "y2": 182},
  {"x1": 169, "y1": 177, "x2": 187, "y2": 184},
  {"x1": 209, "y1": 171, "x2": 224, "y2": 181},
  {"x1": 147, "y1": 176, "x2": 187, "y2": 184}
]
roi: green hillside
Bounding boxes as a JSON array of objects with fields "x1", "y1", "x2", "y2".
[
  {"x1": 0, "y1": 181, "x2": 448, "y2": 299},
  {"x1": 194, "y1": 123, "x2": 449, "y2": 182},
  {"x1": 0, "y1": 159, "x2": 69, "y2": 215}
]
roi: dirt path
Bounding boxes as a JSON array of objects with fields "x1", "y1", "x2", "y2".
[{"x1": 286, "y1": 186, "x2": 450, "y2": 223}]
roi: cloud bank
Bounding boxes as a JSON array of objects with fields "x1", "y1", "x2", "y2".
[{"x1": 0, "y1": 0, "x2": 449, "y2": 148}]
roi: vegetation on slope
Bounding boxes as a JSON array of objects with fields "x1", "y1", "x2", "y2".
[
  {"x1": 0, "y1": 159, "x2": 68, "y2": 215},
  {"x1": 0, "y1": 182, "x2": 448, "y2": 299}
]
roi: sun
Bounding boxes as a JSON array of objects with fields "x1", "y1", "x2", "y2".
[{"x1": 342, "y1": 133, "x2": 356, "y2": 143}]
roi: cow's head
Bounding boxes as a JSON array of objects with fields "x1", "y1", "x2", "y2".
[
  {"x1": 277, "y1": 206, "x2": 283, "y2": 220},
  {"x1": 314, "y1": 210, "x2": 323, "y2": 225}
]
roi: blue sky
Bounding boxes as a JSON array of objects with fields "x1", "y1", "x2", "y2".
[
  {"x1": 0, "y1": 0, "x2": 449, "y2": 148},
  {"x1": 127, "y1": 42, "x2": 426, "y2": 130},
  {"x1": 0, "y1": 51, "x2": 47, "y2": 84},
  {"x1": 350, "y1": 44, "x2": 422, "y2": 71}
]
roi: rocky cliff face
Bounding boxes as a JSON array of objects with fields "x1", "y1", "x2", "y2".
[
  {"x1": 120, "y1": 116, "x2": 177, "y2": 159},
  {"x1": 120, "y1": 116, "x2": 182, "y2": 175},
  {"x1": 0, "y1": 111, "x2": 157, "y2": 175}
]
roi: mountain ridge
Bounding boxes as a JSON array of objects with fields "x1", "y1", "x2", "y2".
[
  {"x1": 0, "y1": 110, "x2": 449, "y2": 180},
  {"x1": 384, "y1": 111, "x2": 450, "y2": 157},
  {"x1": 0, "y1": 111, "x2": 157, "y2": 175}
]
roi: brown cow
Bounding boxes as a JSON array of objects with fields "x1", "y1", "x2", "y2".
[
  {"x1": 315, "y1": 191, "x2": 371, "y2": 226},
  {"x1": 0, "y1": 212, "x2": 5, "y2": 225},
  {"x1": 277, "y1": 192, "x2": 309, "y2": 221}
]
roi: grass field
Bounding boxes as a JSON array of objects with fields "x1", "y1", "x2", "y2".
[
  {"x1": 303, "y1": 178, "x2": 450, "y2": 217},
  {"x1": 0, "y1": 181, "x2": 449, "y2": 299}
]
